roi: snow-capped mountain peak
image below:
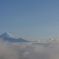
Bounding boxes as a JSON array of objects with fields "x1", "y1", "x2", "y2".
[
  {"x1": 0, "y1": 33, "x2": 16, "y2": 38},
  {"x1": 0, "y1": 33, "x2": 29, "y2": 42}
]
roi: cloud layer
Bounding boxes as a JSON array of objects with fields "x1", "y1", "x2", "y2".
[{"x1": 0, "y1": 38, "x2": 59, "y2": 59}]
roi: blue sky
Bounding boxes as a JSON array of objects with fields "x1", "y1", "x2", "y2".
[{"x1": 0, "y1": 0, "x2": 59, "y2": 40}]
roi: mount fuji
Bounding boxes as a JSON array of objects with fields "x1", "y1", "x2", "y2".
[{"x1": 0, "y1": 33, "x2": 29, "y2": 42}]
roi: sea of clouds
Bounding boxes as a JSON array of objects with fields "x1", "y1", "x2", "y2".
[{"x1": 0, "y1": 38, "x2": 59, "y2": 59}]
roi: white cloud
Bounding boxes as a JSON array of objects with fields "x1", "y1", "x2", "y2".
[{"x1": 0, "y1": 38, "x2": 59, "y2": 59}]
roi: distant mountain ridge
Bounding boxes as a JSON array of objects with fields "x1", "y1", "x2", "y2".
[
  {"x1": 0, "y1": 33, "x2": 16, "y2": 39},
  {"x1": 0, "y1": 33, "x2": 29, "y2": 42}
]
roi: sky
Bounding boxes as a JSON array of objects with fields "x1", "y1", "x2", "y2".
[{"x1": 0, "y1": 0, "x2": 59, "y2": 40}]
